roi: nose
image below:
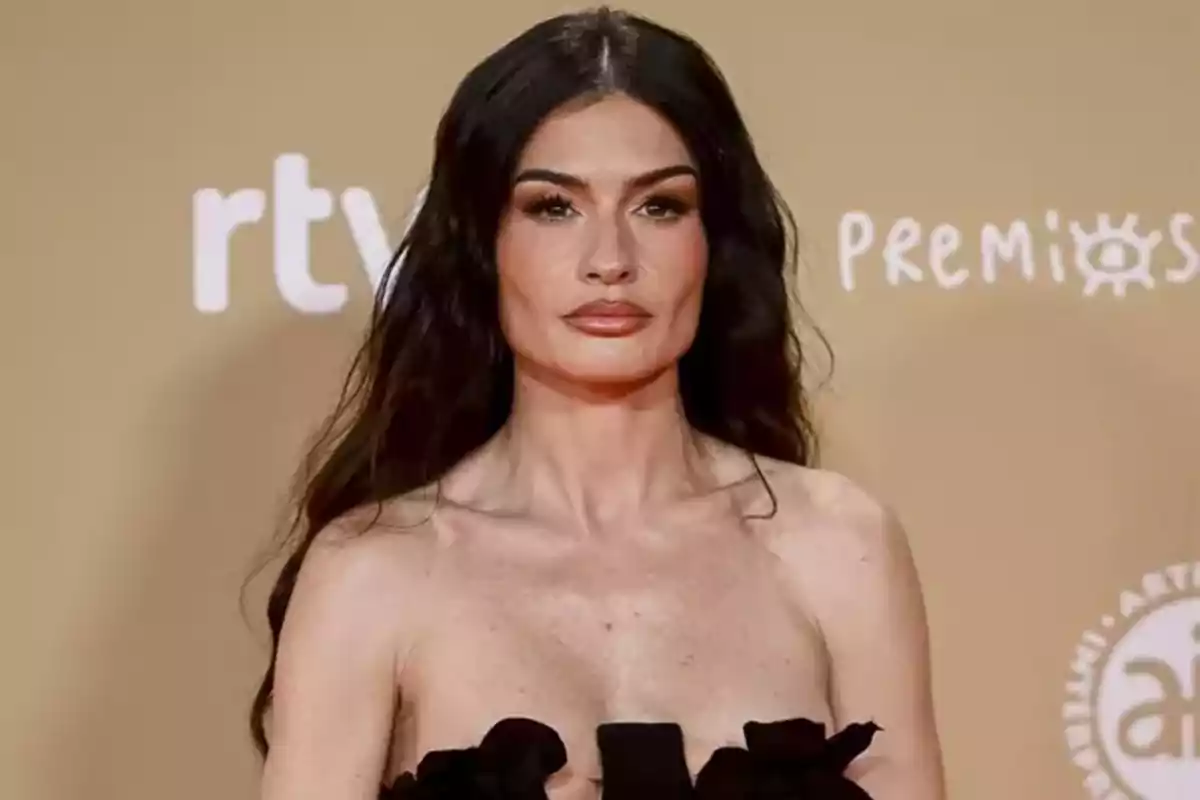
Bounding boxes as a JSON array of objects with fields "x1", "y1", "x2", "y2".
[
  {"x1": 581, "y1": 214, "x2": 636, "y2": 285},
  {"x1": 586, "y1": 261, "x2": 634, "y2": 285}
]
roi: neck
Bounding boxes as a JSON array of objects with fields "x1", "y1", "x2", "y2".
[{"x1": 479, "y1": 361, "x2": 718, "y2": 532}]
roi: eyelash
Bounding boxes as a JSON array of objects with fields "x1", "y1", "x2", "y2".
[{"x1": 522, "y1": 193, "x2": 693, "y2": 221}]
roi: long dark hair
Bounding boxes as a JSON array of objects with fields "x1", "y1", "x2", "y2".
[{"x1": 247, "y1": 5, "x2": 830, "y2": 757}]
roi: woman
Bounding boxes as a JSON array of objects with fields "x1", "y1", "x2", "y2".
[{"x1": 252, "y1": 7, "x2": 946, "y2": 799}]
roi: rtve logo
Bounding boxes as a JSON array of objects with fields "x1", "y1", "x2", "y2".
[{"x1": 191, "y1": 153, "x2": 426, "y2": 314}]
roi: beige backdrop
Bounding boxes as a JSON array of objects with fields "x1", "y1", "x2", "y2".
[{"x1": 3, "y1": 1, "x2": 1198, "y2": 799}]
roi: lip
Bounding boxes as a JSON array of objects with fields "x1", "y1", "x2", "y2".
[
  {"x1": 565, "y1": 299, "x2": 652, "y2": 318},
  {"x1": 562, "y1": 299, "x2": 653, "y2": 337}
]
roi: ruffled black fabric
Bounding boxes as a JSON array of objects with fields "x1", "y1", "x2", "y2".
[
  {"x1": 596, "y1": 721, "x2": 693, "y2": 800},
  {"x1": 380, "y1": 717, "x2": 567, "y2": 800},
  {"x1": 694, "y1": 717, "x2": 881, "y2": 799},
  {"x1": 380, "y1": 715, "x2": 879, "y2": 799}
]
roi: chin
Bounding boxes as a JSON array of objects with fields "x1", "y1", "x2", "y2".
[
  {"x1": 511, "y1": 331, "x2": 694, "y2": 392},
  {"x1": 569, "y1": 366, "x2": 667, "y2": 389},
  {"x1": 548, "y1": 348, "x2": 683, "y2": 391},
  {"x1": 512, "y1": 352, "x2": 667, "y2": 392}
]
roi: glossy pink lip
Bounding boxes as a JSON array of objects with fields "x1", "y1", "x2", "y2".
[
  {"x1": 564, "y1": 299, "x2": 652, "y2": 318},
  {"x1": 562, "y1": 299, "x2": 652, "y2": 338}
]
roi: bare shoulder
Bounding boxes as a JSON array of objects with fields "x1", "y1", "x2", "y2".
[
  {"x1": 751, "y1": 458, "x2": 947, "y2": 800},
  {"x1": 749, "y1": 457, "x2": 924, "y2": 652},
  {"x1": 751, "y1": 457, "x2": 905, "y2": 564},
  {"x1": 260, "y1": 496, "x2": 444, "y2": 799},
  {"x1": 309, "y1": 493, "x2": 445, "y2": 575},
  {"x1": 293, "y1": 495, "x2": 445, "y2": 633}
]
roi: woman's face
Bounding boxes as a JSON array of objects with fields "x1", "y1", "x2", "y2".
[{"x1": 495, "y1": 93, "x2": 708, "y2": 389}]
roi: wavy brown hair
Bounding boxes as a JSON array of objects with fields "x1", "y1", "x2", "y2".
[{"x1": 246, "y1": 5, "x2": 830, "y2": 757}]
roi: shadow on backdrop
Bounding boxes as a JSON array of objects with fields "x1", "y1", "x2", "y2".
[{"x1": 39, "y1": 310, "x2": 367, "y2": 800}]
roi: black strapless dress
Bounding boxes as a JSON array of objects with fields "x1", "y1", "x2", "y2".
[{"x1": 380, "y1": 715, "x2": 880, "y2": 799}]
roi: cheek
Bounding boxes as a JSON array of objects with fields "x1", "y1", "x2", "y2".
[
  {"x1": 656, "y1": 222, "x2": 708, "y2": 313},
  {"x1": 495, "y1": 221, "x2": 569, "y2": 334}
]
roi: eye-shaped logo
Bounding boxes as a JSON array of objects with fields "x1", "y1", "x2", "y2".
[
  {"x1": 1063, "y1": 561, "x2": 1200, "y2": 800},
  {"x1": 1069, "y1": 214, "x2": 1164, "y2": 298}
]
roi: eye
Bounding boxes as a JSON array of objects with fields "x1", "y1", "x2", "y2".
[
  {"x1": 638, "y1": 194, "x2": 692, "y2": 220},
  {"x1": 523, "y1": 193, "x2": 577, "y2": 221}
]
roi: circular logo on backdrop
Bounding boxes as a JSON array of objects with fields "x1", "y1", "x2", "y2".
[{"x1": 1062, "y1": 561, "x2": 1200, "y2": 799}]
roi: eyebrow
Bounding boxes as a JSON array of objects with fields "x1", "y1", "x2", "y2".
[{"x1": 512, "y1": 164, "x2": 698, "y2": 191}]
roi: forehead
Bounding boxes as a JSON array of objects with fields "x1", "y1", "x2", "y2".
[{"x1": 515, "y1": 93, "x2": 695, "y2": 173}]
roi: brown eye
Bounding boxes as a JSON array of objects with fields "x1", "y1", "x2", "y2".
[
  {"x1": 640, "y1": 195, "x2": 691, "y2": 220},
  {"x1": 524, "y1": 194, "x2": 576, "y2": 220}
]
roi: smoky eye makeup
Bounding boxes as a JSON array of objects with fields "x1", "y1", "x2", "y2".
[
  {"x1": 508, "y1": 169, "x2": 700, "y2": 222},
  {"x1": 518, "y1": 190, "x2": 695, "y2": 222},
  {"x1": 518, "y1": 190, "x2": 577, "y2": 220},
  {"x1": 638, "y1": 190, "x2": 696, "y2": 218}
]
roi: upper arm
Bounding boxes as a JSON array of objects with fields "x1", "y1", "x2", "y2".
[
  {"x1": 791, "y1": 474, "x2": 947, "y2": 800},
  {"x1": 258, "y1": 523, "x2": 431, "y2": 800}
]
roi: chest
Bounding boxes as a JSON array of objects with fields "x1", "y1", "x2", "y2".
[{"x1": 397, "y1": 519, "x2": 831, "y2": 775}]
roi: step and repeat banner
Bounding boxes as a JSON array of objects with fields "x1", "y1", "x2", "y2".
[{"x1": 3, "y1": 1, "x2": 1196, "y2": 799}]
